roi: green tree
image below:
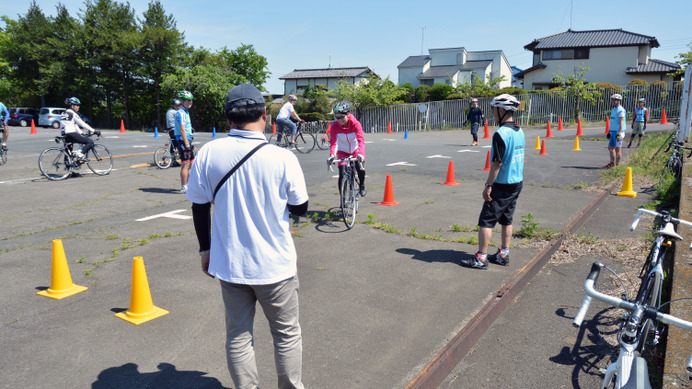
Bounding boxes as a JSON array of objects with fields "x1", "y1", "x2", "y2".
[
  {"x1": 219, "y1": 43, "x2": 270, "y2": 89},
  {"x1": 455, "y1": 74, "x2": 507, "y2": 99},
  {"x1": 415, "y1": 84, "x2": 431, "y2": 102},
  {"x1": 669, "y1": 41, "x2": 691, "y2": 78},
  {"x1": 552, "y1": 65, "x2": 601, "y2": 120},
  {"x1": 333, "y1": 73, "x2": 402, "y2": 116},
  {"x1": 399, "y1": 82, "x2": 415, "y2": 103},
  {"x1": 429, "y1": 83, "x2": 453, "y2": 101}
]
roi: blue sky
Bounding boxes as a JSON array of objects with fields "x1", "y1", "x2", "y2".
[{"x1": 3, "y1": 0, "x2": 692, "y2": 94}]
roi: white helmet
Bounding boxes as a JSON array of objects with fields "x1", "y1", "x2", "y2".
[
  {"x1": 490, "y1": 94, "x2": 520, "y2": 111},
  {"x1": 471, "y1": 98, "x2": 478, "y2": 102},
  {"x1": 611, "y1": 93, "x2": 622, "y2": 100},
  {"x1": 289, "y1": 94, "x2": 297, "y2": 101}
]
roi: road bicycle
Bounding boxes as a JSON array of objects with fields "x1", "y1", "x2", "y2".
[
  {"x1": 268, "y1": 121, "x2": 315, "y2": 154},
  {"x1": 328, "y1": 156, "x2": 361, "y2": 229},
  {"x1": 573, "y1": 208, "x2": 692, "y2": 388},
  {"x1": 154, "y1": 131, "x2": 181, "y2": 169},
  {"x1": 38, "y1": 134, "x2": 112, "y2": 180},
  {"x1": 0, "y1": 126, "x2": 6, "y2": 165},
  {"x1": 316, "y1": 123, "x2": 331, "y2": 150}
]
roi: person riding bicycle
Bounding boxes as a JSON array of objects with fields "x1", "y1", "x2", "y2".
[
  {"x1": 175, "y1": 90, "x2": 195, "y2": 193},
  {"x1": 0, "y1": 100, "x2": 9, "y2": 150},
  {"x1": 275, "y1": 94, "x2": 304, "y2": 146},
  {"x1": 60, "y1": 97, "x2": 100, "y2": 161},
  {"x1": 628, "y1": 98, "x2": 648, "y2": 148},
  {"x1": 327, "y1": 102, "x2": 366, "y2": 197}
]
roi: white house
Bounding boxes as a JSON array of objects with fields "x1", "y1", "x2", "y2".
[
  {"x1": 397, "y1": 47, "x2": 512, "y2": 88},
  {"x1": 515, "y1": 29, "x2": 681, "y2": 90},
  {"x1": 279, "y1": 67, "x2": 377, "y2": 96}
]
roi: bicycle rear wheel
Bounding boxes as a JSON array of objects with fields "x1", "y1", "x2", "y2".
[
  {"x1": 340, "y1": 172, "x2": 358, "y2": 229},
  {"x1": 635, "y1": 270, "x2": 662, "y2": 354},
  {"x1": 295, "y1": 131, "x2": 315, "y2": 154},
  {"x1": 316, "y1": 129, "x2": 330, "y2": 150},
  {"x1": 154, "y1": 147, "x2": 173, "y2": 169},
  {"x1": 39, "y1": 147, "x2": 72, "y2": 180},
  {"x1": 268, "y1": 132, "x2": 284, "y2": 146},
  {"x1": 671, "y1": 157, "x2": 682, "y2": 180},
  {"x1": 87, "y1": 144, "x2": 113, "y2": 175},
  {"x1": 0, "y1": 149, "x2": 6, "y2": 165}
]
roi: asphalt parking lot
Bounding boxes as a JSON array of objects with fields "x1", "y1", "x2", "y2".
[{"x1": 0, "y1": 123, "x2": 679, "y2": 388}]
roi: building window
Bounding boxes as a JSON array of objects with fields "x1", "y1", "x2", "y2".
[
  {"x1": 543, "y1": 48, "x2": 589, "y2": 60},
  {"x1": 456, "y1": 53, "x2": 462, "y2": 64},
  {"x1": 574, "y1": 48, "x2": 589, "y2": 59}
]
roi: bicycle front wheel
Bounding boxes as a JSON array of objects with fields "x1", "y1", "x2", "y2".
[
  {"x1": 671, "y1": 158, "x2": 682, "y2": 180},
  {"x1": 295, "y1": 131, "x2": 315, "y2": 154},
  {"x1": 340, "y1": 173, "x2": 358, "y2": 229},
  {"x1": 316, "y1": 129, "x2": 330, "y2": 150},
  {"x1": 154, "y1": 147, "x2": 173, "y2": 169},
  {"x1": 39, "y1": 148, "x2": 72, "y2": 180},
  {"x1": 0, "y1": 149, "x2": 6, "y2": 165},
  {"x1": 87, "y1": 144, "x2": 113, "y2": 175},
  {"x1": 635, "y1": 271, "x2": 662, "y2": 355}
]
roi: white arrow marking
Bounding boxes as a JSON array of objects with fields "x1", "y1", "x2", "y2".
[
  {"x1": 136, "y1": 209, "x2": 191, "y2": 222},
  {"x1": 386, "y1": 162, "x2": 417, "y2": 166},
  {"x1": 426, "y1": 154, "x2": 451, "y2": 159}
]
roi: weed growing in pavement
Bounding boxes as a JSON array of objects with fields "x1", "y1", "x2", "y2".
[
  {"x1": 574, "y1": 231, "x2": 599, "y2": 244},
  {"x1": 564, "y1": 181, "x2": 589, "y2": 190},
  {"x1": 451, "y1": 224, "x2": 462, "y2": 232},
  {"x1": 365, "y1": 213, "x2": 375, "y2": 224},
  {"x1": 400, "y1": 167, "x2": 408, "y2": 171},
  {"x1": 105, "y1": 234, "x2": 119, "y2": 240},
  {"x1": 516, "y1": 213, "x2": 562, "y2": 241},
  {"x1": 450, "y1": 224, "x2": 476, "y2": 232}
]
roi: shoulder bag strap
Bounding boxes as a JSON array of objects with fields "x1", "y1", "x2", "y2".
[{"x1": 212, "y1": 142, "x2": 267, "y2": 202}]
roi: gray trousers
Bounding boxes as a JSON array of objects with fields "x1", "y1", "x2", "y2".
[{"x1": 220, "y1": 276, "x2": 304, "y2": 389}]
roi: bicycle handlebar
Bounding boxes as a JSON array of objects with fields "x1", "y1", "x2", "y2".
[
  {"x1": 574, "y1": 262, "x2": 692, "y2": 332},
  {"x1": 630, "y1": 208, "x2": 692, "y2": 248},
  {"x1": 327, "y1": 156, "x2": 361, "y2": 172}
]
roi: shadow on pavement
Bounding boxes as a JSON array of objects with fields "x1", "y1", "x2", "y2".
[
  {"x1": 396, "y1": 248, "x2": 462, "y2": 264},
  {"x1": 139, "y1": 187, "x2": 179, "y2": 194},
  {"x1": 92, "y1": 362, "x2": 227, "y2": 389},
  {"x1": 560, "y1": 165, "x2": 604, "y2": 170}
]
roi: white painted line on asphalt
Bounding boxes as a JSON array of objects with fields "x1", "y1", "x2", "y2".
[
  {"x1": 106, "y1": 136, "x2": 120, "y2": 139},
  {"x1": 482, "y1": 145, "x2": 491, "y2": 148},
  {"x1": 132, "y1": 145, "x2": 148, "y2": 148},
  {"x1": 382, "y1": 139, "x2": 397, "y2": 142},
  {"x1": 136, "y1": 209, "x2": 191, "y2": 222},
  {"x1": 426, "y1": 154, "x2": 451, "y2": 159},
  {"x1": 365, "y1": 141, "x2": 374, "y2": 144},
  {"x1": 457, "y1": 150, "x2": 480, "y2": 153},
  {"x1": 386, "y1": 162, "x2": 417, "y2": 166}
]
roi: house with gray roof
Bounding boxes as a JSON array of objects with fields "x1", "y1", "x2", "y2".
[
  {"x1": 515, "y1": 28, "x2": 681, "y2": 90},
  {"x1": 279, "y1": 67, "x2": 377, "y2": 96},
  {"x1": 397, "y1": 48, "x2": 512, "y2": 89}
]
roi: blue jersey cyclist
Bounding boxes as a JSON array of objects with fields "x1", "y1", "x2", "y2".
[
  {"x1": 0, "y1": 101, "x2": 9, "y2": 150},
  {"x1": 628, "y1": 98, "x2": 648, "y2": 148},
  {"x1": 175, "y1": 90, "x2": 195, "y2": 193},
  {"x1": 462, "y1": 93, "x2": 525, "y2": 270},
  {"x1": 605, "y1": 93, "x2": 626, "y2": 168}
]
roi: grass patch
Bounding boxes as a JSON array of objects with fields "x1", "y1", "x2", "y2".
[{"x1": 515, "y1": 213, "x2": 562, "y2": 241}]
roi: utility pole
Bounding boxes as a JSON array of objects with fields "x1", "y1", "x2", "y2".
[
  {"x1": 421, "y1": 26, "x2": 426, "y2": 55},
  {"x1": 329, "y1": 53, "x2": 333, "y2": 69}
]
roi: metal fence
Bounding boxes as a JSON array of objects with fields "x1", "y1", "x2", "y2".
[{"x1": 356, "y1": 81, "x2": 684, "y2": 133}]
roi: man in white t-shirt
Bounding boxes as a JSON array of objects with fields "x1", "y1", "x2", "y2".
[
  {"x1": 275, "y1": 94, "x2": 303, "y2": 146},
  {"x1": 187, "y1": 84, "x2": 308, "y2": 389}
]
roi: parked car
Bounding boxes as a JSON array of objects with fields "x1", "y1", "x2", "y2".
[
  {"x1": 8, "y1": 107, "x2": 39, "y2": 127},
  {"x1": 38, "y1": 107, "x2": 66, "y2": 129}
]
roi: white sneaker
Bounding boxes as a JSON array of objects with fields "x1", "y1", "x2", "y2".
[
  {"x1": 73, "y1": 150, "x2": 85, "y2": 160},
  {"x1": 181, "y1": 185, "x2": 187, "y2": 194}
]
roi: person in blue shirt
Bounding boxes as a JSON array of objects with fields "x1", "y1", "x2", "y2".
[
  {"x1": 466, "y1": 98, "x2": 484, "y2": 146},
  {"x1": 175, "y1": 90, "x2": 195, "y2": 193},
  {"x1": 462, "y1": 94, "x2": 524, "y2": 270},
  {"x1": 605, "y1": 93, "x2": 626, "y2": 168},
  {"x1": 628, "y1": 98, "x2": 648, "y2": 148},
  {"x1": 0, "y1": 101, "x2": 9, "y2": 150}
]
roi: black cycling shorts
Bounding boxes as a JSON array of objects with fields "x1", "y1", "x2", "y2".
[{"x1": 478, "y1": 182, "x2": 523, "y2": 228}]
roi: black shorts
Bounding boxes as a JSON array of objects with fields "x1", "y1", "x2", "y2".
[{"x1": 478, "y1": 182, "x2": 523, "y2": 228}]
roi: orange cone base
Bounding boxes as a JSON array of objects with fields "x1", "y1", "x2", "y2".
[
  {"x1": 116, "y1": 306, "x2": 169, "y2": 325},
  {"x1": 377, "y1": 200, "x2": 401, "y2": 206},
  {"x1": 37, "y1": 283, "x2": 87, "y2": 300},
  {"x1": 441, "y1": 181, "x2": 460, "y2": 186}
]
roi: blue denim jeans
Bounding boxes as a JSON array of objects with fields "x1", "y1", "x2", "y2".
[{"x1": 276, "y1": 118, "x2": 297, "y2": 141}]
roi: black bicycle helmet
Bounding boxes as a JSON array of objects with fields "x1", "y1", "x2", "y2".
[{"x1": 65, "y1": 97, "x2": 81, "y2": 106}]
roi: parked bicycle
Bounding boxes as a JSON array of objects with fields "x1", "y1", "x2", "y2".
[
  {"x1": 38, "y1": 134, "x2": 112, "y2": 180},
  {"x1": 154, "y1": 131, "x2": 181, "y2": 169},
  {"x1": 573, "y1": 208, "x2": 692, "y2": 388},
  {"x1": 268, "y1": 121, "x2": 315, "y2": 153},
  {"x1": 328, "y1": 156, "x2": 361, "y2": 229},
  {"x1": 0, "y1": 126, "x2": 6, "y2": 165}
]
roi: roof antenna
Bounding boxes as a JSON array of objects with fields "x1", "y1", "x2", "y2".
[{"x1": 570, "y1": 0, "x2": 573, "y2": 30}]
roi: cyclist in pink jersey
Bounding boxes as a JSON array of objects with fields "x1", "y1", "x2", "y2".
[{"x1": 328, "y1": 102, "x2": 366, "y2": 196}]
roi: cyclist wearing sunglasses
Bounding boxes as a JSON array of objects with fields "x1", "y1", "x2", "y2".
[{"x1": 328, "y1": 102, "x2": 366, "y2": 196}]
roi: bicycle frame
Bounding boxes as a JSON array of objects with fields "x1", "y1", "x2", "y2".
[{"x1": 328, "y1": 157, "x2": 361, "y2": 229}]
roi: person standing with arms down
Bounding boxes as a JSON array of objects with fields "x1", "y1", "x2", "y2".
[
  {"x1": 328, "y1": 102, "x2": 366, "y2": 196},
  {"x1": 605, "y1": 93, "x2": 626, "y2": 168},
  {"x1": 60, "y1": 97, "x2": 100, "y2": 161},
  {"x1": 175, "y1": 90, "x2": 195, "y2": 193},
  {"x1": 462, "y1": 94, "x2": 524, "y2": 270},
  {"x1": 275, "y1": 94, "x2": 303, "y2": 146},
  {"x1": 187, "y1": 83, "x2": 308, "y2": 389},
  {"x1": 466, "y1": 98, "x2": 484, "y2": 146},
  {"x1": 628, "y1": 98, "x2": 648, "y2": 148},
  {"x1": 0, "y1": 101, "x2": 9, "y2": 150}
]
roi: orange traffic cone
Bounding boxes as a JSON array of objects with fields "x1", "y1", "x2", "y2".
[
  {"x1": 576, "y1": 118, "x2": 584, "y2": 136},
  {"x1": 115, "y1": 256, "x2": 169, "y2": 325},
  {"x1": 483, "y1": 118, "x2": 490, "y2": 139},
  {"x1": 557, "y1": 116, "x2": 564, "y2": 131},
  {"x1": 272, "y1": 122, "x2": 276, "y2": 134},
  {"x1": 377, "y1": 175, "x2": 400, "y2": 206},
  {"x1": 616, "y1": 167, "x2": 637, "y2": 198},
  {"x1": 441, "y1": 161, "x2": 461, "y2": 186},
  {"x1": 37, "y1": 239, "x2": 88, "y2": 300},
  {"x1": 573, "y1": 136, "x2": 581, "y2": 151},
  {"x1": 387, "y1": 121, "x2": 392, "y2": 134},
  {"x1": 482, "y1": 150, "x2": 491, "y2": 171},
  {"x1": 534, "y1": 135, "x2": 541, "y2": 150},
  {"x1": 661, "y1": 108, "x2": 668, "y2": 124},
  {"x1": 605, "y1": 116, "x2": 610, "y2": 134},
  {"x1": 120, "y1": 119, "x2": 126, "y2": 133},
  {"x1": 30, "y1": 119, "x2": 38, "y2": 135},
  {"x1": 538, "y1": 140, "x2": 548, "y2": 155},
  {"x1": 546, "y1": 121, "x2": 554, "y2": 138}
]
